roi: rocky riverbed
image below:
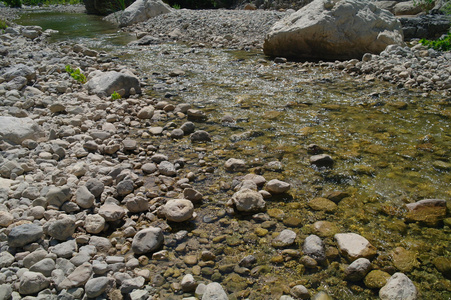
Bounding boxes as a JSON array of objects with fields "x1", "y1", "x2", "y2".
[{"x1": 0, "y1": 4, "x2": 450, "y2": 300}]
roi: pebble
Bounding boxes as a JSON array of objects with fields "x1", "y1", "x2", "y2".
[{"x1": 162, "y1": 199, "x2": 194, "y2": 222}]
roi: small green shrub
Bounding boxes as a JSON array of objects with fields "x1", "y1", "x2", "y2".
[
  {"x1": 420, "y1": 32, "x2": 451, "y2": 51},
  {"x1": 0, "y1": 20, "x2": 7, "y2": 30},
  {"x1": 111, "y1": 91, "x2": 121, "y2": 100},
  {"x1": 4, "y1": 0, "x2": 22, "y2": 7},
  {"x1": 172, "y1": 3, "x2": 181, "y2": 9},
  {"x1": 65, "y1": 65, "x2": 87, "y2": 84}
]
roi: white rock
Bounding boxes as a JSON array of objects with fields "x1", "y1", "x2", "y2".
[
  {"x1": 163, "y1": 199, "x2": 194, "y2": 222},
  {"x1": 334, "y1": 233, "x2": 377, "y2": 261},
  {"x1": 118, "y1": 0, "x2": 172, "y2": 27},
  {"x1": 202, "y1": 282, "x2": 228, "y2": 300},
  {"x1": 0, "y1": 116, "x2": 40, "y2": 145},
  {"x1": 230, "y1": 188, "x2": 266, "y2": 213},
  {"x1": 379, "y1": 273, "x2": 418, "y2": 300},
  {"x1": 264, "y1": 0, "x2": 404, "y2": 60},
  {"x1": 265, "y1": 179, "x2": 291, "y2": 194},
  {"x1": 84, "y1": 214, "x2": 106, "y2": 234}
]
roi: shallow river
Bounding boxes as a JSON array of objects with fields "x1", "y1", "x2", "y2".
[{"x1": 19, "y1": 10, "x2": 450, "y2": 299}]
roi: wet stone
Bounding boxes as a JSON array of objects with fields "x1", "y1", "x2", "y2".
[
  {"x1": 379, "y1": 273, "x2": 418, "y2": 300},
  {"x1": 308, "y1": 197, "x2": 337, "y2": 213},
  {"x1": 405, "y1": 199, "x2": 446, "y2": 226},
  {"x1": 391, "y1": 247, "x2": 419, "y2": 273},
  {"x1": 364, "y1": 270, "x2": 391, "y2": 289},
  {"x1": 345, "y1": 258, "x2": 372, "y2": 282},
  {"x1": 272, "y1": 229, "x2": 297, "y2": 248}
]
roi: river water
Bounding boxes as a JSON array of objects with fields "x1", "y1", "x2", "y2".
[{"x1": 18, "y1": 10, "x2": 450, "y2": 299}]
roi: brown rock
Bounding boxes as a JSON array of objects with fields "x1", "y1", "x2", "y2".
[{"x1": 405, "y1": 199, "x2": 446, "y2": 226}]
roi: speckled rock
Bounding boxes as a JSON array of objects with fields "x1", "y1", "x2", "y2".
[
  {"x1": 162, "y1": 199, "x2": 194, "y2": 222},
  {"x1": 229, "y1": 188, "x2": 266, "y2": 213},
  {"x1": 379, "y1": 273, "x2": 418, "y2": 300}
]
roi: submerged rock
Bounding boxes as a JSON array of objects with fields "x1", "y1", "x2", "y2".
[{"x1": 405, "y1": 199, "x2": 447, "y2": 226}]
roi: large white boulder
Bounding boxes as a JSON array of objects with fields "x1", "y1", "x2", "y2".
[
  {"x1": 119, "y1": 0, "x2": 172, "y2": 27},
  {"x1": 263, "y1": 0, "x2": 405, "y2": 60},
  {"x1": 86, "y1": 70, "x2": 141, "y2": 98},
  {"x1": 0, "y1": 116, "x2": 40, "y2": 145}
]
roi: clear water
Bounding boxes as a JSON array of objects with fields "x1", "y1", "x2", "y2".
[{"x1": 17, "y1": 10, "x2": 451, "y2": 299}]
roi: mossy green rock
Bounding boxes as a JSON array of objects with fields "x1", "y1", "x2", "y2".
[
  {"x1": 433, "y1": 257, "x2": 451, "y2": 278},
  {"x1": 309, "y1": 197, "x2": 337, "y2": 212},
  {"x1": 391, "y1": 247, "x2": 419, "y2": 272},
  {"x1": 364, "y1": 270, "x2": 391, "y2": 289}
]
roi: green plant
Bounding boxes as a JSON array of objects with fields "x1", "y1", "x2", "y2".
[
  {"x1": 65, "y1": 65, "x2": 87, "y2": 84},
  {"x1": 414, "y1": 0, "x2": 451, "y2": 13},
  {"x1": 172, "y1": 3, "x2": 180, "y2": 9},
  {"x1": 0, "y1": 20, "x2": 7, "y2": 30},
  {"x1": 4, "y1": 0, "x2": 22, "y2": 7},
  {"x1": 111, "y1": 91, "x2": 121, "y2": 100},
  {"x1": 420, "y1": 32, "x2": 451, "y2": 51}
]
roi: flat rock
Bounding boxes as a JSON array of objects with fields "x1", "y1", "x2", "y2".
[
  {"x1": 99, "y1": 203, "x2": 126, "y2": 221},
  {"x1": 8, "y1": 223, "x2": 43, "y2": 248},
  {"x1": 57, "y1": 262, "x2": 93, "y2": 290},
  {"x1": 334, "y1": 233, "x2": 377, "y2": 261},
  {"x1": 272, "y1": 229, "x2": 297, "y2": 248},
  {"x1": 225, "y1": 158, "x2": 246, "y2": 172},
  {"x1": 405, "y1": 199, "x2": 446, "y2": 226},
  {"x1": 265, "y1": 179, "x2": 291, "y2": 194}
]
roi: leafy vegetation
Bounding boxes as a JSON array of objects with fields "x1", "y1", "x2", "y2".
[
  {"x1": 111, "y1": 91, "x2": 121, "y2": 100},
  {"x1": 0, "y1": 19, "x2": 7, "y2": 30},
  {"x1": 414, "y1": 0, "x2": 451, "y2": 13},
  {"x1": 420, "y1": 32, "x2": 451, "y2": 51},
  {"x1": 65, "y1": 65, "x2": 87, "y2": 84},
  {"x1": 3, "y1": 0, "x2": 22, "y2": 7}
]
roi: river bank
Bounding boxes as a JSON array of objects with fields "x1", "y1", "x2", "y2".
[{"x1": 0, "y1": 5, "x2": 450, "y2": 300}]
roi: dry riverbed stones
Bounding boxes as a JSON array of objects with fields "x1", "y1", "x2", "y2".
[{"x1": 0, "y1": 5, "x2": 448, "y2": 299}]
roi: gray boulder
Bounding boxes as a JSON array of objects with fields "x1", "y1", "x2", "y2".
[
  {"x1": 0, "y1": 251, "x2": 14, "y2": 268},
  {"x1": 3, "y1": 64, "x2": 36, "y2": 81},
  {"x1": 303, "y1": 234, "x2": 326, "y2": 262},
  {"x1": 119, "y1": 0, "x2": 172, "y2": 27},
  {"x1": 44, "y1": 216, "x2": 76, "y2": 241},
  {"x1": 8, "y1": 223, "x2": 43, "y2": 248},
  {"x1": 19, "y1": 271, "x2": 49, "y2": 295},
  {"x1": 86, "y1": 70, "x2": 141, "y2": 98},
  {"x1": 0, "y1": 116, "x2": 40, "y2": 144},
  {"x1": 29, "y1": 258, "x2": 56, "y2": 277},
  {"x1": 132, "y1": 227, "x2": 164, "y2": 254},
  {"x1": 345, "y1": 257, "x2": 372, "y2": 281},
  {"x1": 85, "y1": 277, "x2": 114, "y2": 298},
  {"x1": 263, "y1": 0, "x2": 404, "y2": 60}
]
